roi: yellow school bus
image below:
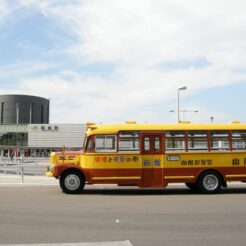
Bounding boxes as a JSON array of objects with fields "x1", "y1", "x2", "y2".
[{"x1": 46, "y1": 121, "x2": 246, "y2": 194}]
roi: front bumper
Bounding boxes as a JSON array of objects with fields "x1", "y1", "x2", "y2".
[{"x1": 46, "y1": 166, "x2": 54, "y2": 177}]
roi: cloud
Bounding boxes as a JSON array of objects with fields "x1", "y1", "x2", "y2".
[
  {"x1": 48, "y1": 0, "x2": 246, "y2": 69},
  {"x1": 13, "y1": 0, "x2": 246, "y2": 67},
  {"x1": 8, "y1": 0, "x2": 246, "y2": 68},
  {"x1": 0, "y1": 0, "x2": 10, "y2": 21},
  {"x1": 23, "y1": 0, "x2": 246, "y2": 84},
  {"x1": 1, "y1": 0, "x2": 246, "y2": 123},
  {"x1": 0, "y1": 61, "x2": 56, "y2": 83}
]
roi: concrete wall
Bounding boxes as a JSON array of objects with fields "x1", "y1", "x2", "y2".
[{"x1": 28, "y1": 124, "x2": 87, "y2": 149}]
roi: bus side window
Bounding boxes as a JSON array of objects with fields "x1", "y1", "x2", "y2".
[
  {"x1": 188, "y1": 130, "x2": 208, "y2": 151},
  {"x1": 165, "y1": 131, "x2": 186, "y2": 152},
  {"x1": 232, "y1": 130, "x2": 246, "y2": 150},
  {"x1": 85, "y1": 137, "x2": 94, "y2": 152},
  {"x1": 118, "y1": 131, "x2": 139, "y2": 152},
  {"x1": 210, "y1": 130, "x2": 229, "y2": 151},
  {"x1": 95, "y1": 135, "x2": 117, "y2": 152}
]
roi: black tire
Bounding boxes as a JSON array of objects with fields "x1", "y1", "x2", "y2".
[
  {"x1": 60, "y1": 170, "x2": 85, "y2": 194},
  {"x1": 185, "y1": 182, "x2": 198, "y2": 192},
  {"x1": 197, "y1": 171, "x2": 222, "y2": 194}
]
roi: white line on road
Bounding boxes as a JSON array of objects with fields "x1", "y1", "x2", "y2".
[{"x1": 0, "y1": 240, "x2": 133, "y2": 246}]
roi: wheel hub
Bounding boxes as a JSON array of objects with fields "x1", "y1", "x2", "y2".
[
  {"x1": 203, "y1": 174, "x2": 218, "y2": 191},
  {"x1": 65, "y1": 174, "x2": 80, "y2": 191}
]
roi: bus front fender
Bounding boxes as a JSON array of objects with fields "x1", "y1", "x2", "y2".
[{"x1": 53, "y1": 164, "x2": 86, "y2": 180}]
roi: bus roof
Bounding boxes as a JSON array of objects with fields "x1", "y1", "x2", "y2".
[{"x1": 86, "y1": 122, "x2": 246, "y2": 136}]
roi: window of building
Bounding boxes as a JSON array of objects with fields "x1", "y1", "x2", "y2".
[
  {"x1": 95, "y1": 135, "x2": 117, "y2": 152},
  {"x1": 188, "y1": 130, "x2": 208, "y2": 151},
  {"x1": 165, "y1": 130, "x2": 186, "y2": 152},
  {"x1": 41, "y1": 105, "x2": 44, "y2": 124},
  {"x1": 0, "y1": 132, "x2": 27, "y2": 147},
  {"x1": 118, "y1": 131, "x2": 139, "y2": 152}
]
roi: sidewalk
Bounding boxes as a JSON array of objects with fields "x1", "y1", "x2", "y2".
[
  {"x1": 0, "y1": 173, "x2": 59, "y2": 187},
  {"x1": 1, "y1": 173, "x2": 246, "y2": 189}
]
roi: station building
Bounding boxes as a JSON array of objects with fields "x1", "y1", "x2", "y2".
[
  {"x1": 0, "y1": 94, "x2": 49, "y2": 124},
  {"x1": 0, "y1": 95, "x2": 86, "y2": 157}
]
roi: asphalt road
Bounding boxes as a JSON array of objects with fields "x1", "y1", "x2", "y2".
[{"x1": 1, "y1": 185, "x2": 246, "y2": 246}]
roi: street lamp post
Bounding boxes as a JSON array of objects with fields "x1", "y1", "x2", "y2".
[
  {"x1": 170, "y1": 109, "x2": 198, "y2": 121},
  {"x1": 177, "y1": 86, "x2": 187, "y2": 123}
]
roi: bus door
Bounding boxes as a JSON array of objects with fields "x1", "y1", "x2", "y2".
[{"x1": 141, "y1": 133, "x2": 163, "y2": 187}]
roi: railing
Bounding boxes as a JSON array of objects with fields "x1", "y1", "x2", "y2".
[{"x1": 0, "y1": 158, "x2": 49, "y2": 184}]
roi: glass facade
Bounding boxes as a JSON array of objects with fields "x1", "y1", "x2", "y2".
[{"x1": 0, "y1": 132, "x2": 28, "y2": 147}]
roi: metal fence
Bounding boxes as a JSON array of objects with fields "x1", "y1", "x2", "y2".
[{"x1": 0, "y1": 158, "x2": 49, "y2": 183}]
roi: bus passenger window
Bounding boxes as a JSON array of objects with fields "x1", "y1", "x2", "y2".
[
  {"x1": 210, "y1": 130, "x2": 229, "y2": 151},
  {"x1": 118, "y1": 131, "x2": 139, "y2": 152},
  {"x1": 188, "y1": 131, "x2": 208, "y2": 151},
  {"x1": 165, "y1": 131, "x2": 185, "y2": 152},
  {"x1": 95, "y1": 135, "x2": 117, "y2": 152},
  {"x1": 119, "y1": 139, "x2": 139, "y2": 151},
  {"x1": 232, "y1": 130, "x2": 246, "y2": 150}
]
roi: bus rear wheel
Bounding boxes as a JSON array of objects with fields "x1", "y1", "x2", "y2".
[
  {"x1": 197, "y1": 171, "x2": 222, "y2": 194},
  {"x1": 60, "y1": 170, "x2": 85, "y2": 194}
]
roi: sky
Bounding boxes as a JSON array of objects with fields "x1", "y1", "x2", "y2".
[{"x1": 0, "y1": 0, "x2": 246, "y2": 124}]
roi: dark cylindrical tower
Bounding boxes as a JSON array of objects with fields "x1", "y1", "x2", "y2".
[{"x1": 0, "y1": 95, "x2": 49, "y2": 124}]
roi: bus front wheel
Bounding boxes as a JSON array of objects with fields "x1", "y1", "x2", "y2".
[
  {"x1": 197, "y1": 171, "x2": 222, "y2": 194},
  {"x1": 60, "y1": 170, "x2": 85, "y2": 194}
]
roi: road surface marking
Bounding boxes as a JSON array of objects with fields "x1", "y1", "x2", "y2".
[{"x1": 0, "y1": 240, "x2": 133, "y2": 246}]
